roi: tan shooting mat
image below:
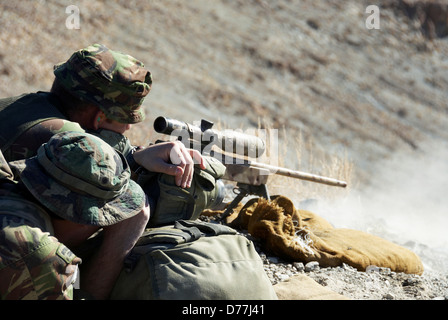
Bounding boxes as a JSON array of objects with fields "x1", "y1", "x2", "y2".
[{"x1": 229, "y1": 196, "x2": 424, "y2": 275}]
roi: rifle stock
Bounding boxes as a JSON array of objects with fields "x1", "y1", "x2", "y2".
[{"x1": 247, "y1": 161, "x2": 347, "y2": 188}]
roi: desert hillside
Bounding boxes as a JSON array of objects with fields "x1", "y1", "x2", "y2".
[{"x1": 1, "y1": 0, "x2": 448, "y2": 256}]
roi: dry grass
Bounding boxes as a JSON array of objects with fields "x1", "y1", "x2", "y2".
[{"x1": 264, "y1": 127, "x2": 354, "y2": 203}]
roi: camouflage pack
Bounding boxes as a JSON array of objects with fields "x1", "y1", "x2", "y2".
[
  {"x1": 10, "y1": 131, "x2": 146, "y2": 226},
  {"x1": 53, "y1": 44, "x2": 152, "y2": 124},
  {"x1": 0, "y1": 92, "x2": 85, "y2": 162}
]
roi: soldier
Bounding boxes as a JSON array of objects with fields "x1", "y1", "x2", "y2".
[
  {"x1": 0, "y1": 43, "x2": 204, "y2": 189},
  {"x1": 0, "y1": 131, "x2": 150, "y2": 300}
]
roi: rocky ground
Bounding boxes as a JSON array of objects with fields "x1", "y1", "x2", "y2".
[
  {"x1": 248, "y1": 228, "x2": 448, "y2": 300},
  {"x1": 262, "y1": 253, "x2": 448, "y2": 300}
]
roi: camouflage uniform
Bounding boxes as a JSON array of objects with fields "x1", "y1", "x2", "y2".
[
  {"x1": 0, "y1": 92, "x2": 85, "y2": 162},
  {"x1": 0, "y1": 44, "x2": 150, "y2": 299},
  {"x1": 0, "y1": 132, "x2": 146, "y2": 300},
  {"x1": 0, "y1": 43, "x2": 152, "y2": 162}
]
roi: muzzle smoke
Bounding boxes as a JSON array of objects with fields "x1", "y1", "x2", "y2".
[{"x1": 305, "y1": 140, "x2": 448, "y2": 273}]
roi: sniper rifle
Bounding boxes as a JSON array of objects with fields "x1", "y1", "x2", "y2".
[{"x1": 153, "y1": 116, "x2": 347, "y2": 220}]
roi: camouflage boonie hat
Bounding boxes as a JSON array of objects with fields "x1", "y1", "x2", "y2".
[
  {"x1": 14, "y1": 131, "x2": 146, "y2": 226},
  {"x1": 53, "y1": 44, "x2": 152, "y2": 124}
]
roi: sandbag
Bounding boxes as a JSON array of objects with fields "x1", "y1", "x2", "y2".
[
  {"x1": 273, "y1": 274, "x2": 349, "y2": 300},
  {"x1": 231, "y1": 196, "x2": 424, "y2": 275}
]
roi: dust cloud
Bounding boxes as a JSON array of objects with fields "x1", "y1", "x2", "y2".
[{"x1": 304, "y1": 139, "x2": 448, "y2": 273}]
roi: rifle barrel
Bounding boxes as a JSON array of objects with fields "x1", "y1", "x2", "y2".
[{"x1": 249, "y1": 161, "x2": 347, "y2": 188}]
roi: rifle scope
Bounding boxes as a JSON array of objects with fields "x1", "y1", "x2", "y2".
[{"x1": 154, "y1": 116, "x2": 266, "y2": 158}]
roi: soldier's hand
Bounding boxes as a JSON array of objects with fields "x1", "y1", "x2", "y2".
[{"x1": 133, "y1": 141, "x2": 205, "y2": 188}]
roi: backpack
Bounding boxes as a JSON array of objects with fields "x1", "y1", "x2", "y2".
[
  {"x1": 0, "y1": 92, "x2": 66, "y2": 154},
  {"x1": 109, "y1": 220, "x2": 277, "y2": 300}
]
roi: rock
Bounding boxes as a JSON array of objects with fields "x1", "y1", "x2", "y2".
[
  {"x1": 294, "y1": 262, "x2": 305, "y2": 272},
  {"x1": 277, "y1": 274, "x2": 290, "y2": 281},
  {"x1": 305, "y1": 261, "x2": 320, "y2": 272},
  {"x1": 379, "y1": 267, "x2": 392, "y2": 275},
  {"x1": 366, "y1": 265, "x2": 380, "y2": 273},
  {"x1": 384, "y1": 293, "x2": 395, "y2": 300}
]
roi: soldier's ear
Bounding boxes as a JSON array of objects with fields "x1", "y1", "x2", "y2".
[{"x1": 93, "y1": 110, "x2": 105, "y2": 130}]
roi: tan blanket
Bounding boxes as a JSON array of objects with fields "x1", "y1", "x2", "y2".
[{"x1": 229, "y1": 196, "x2": 424, "y2": 275}]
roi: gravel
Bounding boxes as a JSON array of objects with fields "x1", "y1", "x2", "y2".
[
  {"x1": 254, "y1": 237, "x2": 448, "y2": 300},
  {"x1": 265, "y1": 258, "x2": 448, "y2": 300}
]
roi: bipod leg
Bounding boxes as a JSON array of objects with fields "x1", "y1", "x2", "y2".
[{"x1": 219, "y1": 183, "x2": 270, "y2": 222}]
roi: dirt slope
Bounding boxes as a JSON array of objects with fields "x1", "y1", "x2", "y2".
[{"x1": 1, "y1": 0, "x2": 447, "y2": 183}]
